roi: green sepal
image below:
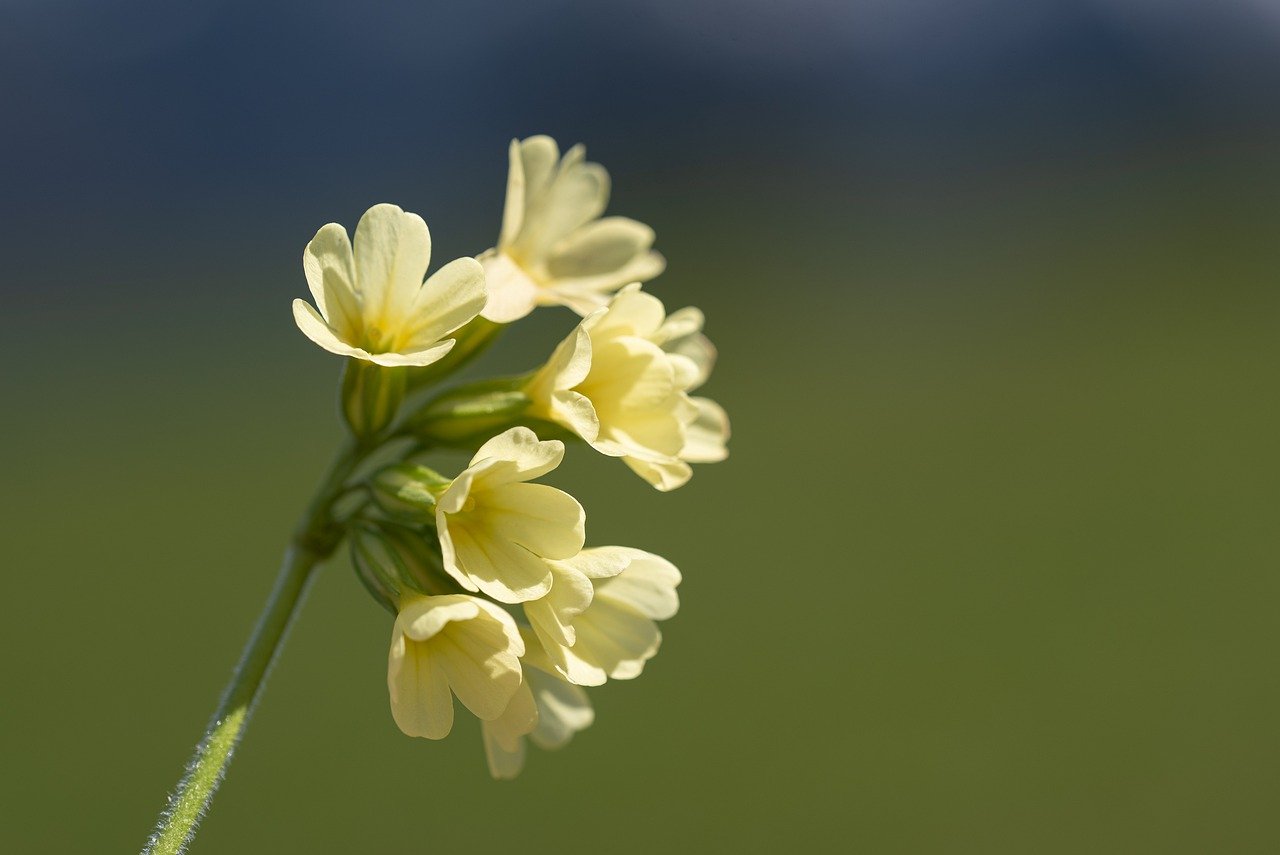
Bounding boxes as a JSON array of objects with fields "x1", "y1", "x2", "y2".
[
  {"x1": 341, "y1": 361, "x2": 407, "y2": 440},
  {"x1": 369, "y1": 463, "x2": 450, "y2": 522}
]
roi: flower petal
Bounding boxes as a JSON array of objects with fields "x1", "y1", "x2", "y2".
[
  {"x1": 513, "y1": 145, "x2": 610, "y2": 260},
  {"x1": 482, "y1": 482, "x2": 585, "y2": 560},
  {"x1": 403, "y1": 256, "x2": 486, "y2": 347},
  {"x1": 362, "y1": 340, "x2": 456, "y2": 368},
  {"x1": 449, "y1": 523, "x2": 554, "y2": 603},
  {"x1": 479, "y1": 251, "x2": 540, "y2": 323},
  {"x1": 482, "y1": 680, "x2": 536, "y2": 779},
  {"x1": 302, "y1": 223, "x2": 361, "y2": 338},
  {"x1": 682, "y1": 396, "x2": 730, "y2": 463},
  {"x1": 556, "y1": 546, "x2": 631, "y2": 580},
  {"x1": 292, "y1": 299, "x2": 363, "y2": 358},
  {"x1": 397, "y1": 595, "x2": 481, "y2": 642},
  {"x1": 353, "y1": 203, "x2": 431, "y2": 332},
  {"x1": 594, "y1": 549, "x2": 681, "y2": 621},
  {"x1": 527, "y1": 668, "x2": 594, "y2": 751},
  {"x1": 622, "y1": 455, "x2": 693, "y2": 492},
  {"x1": 545, "y1": 217, "x2": 657, "y2": 279},
  {"x1": 469, "y1": 426, "x2": 565, "y2": 484},
  {"x1": 388, "y1": 635, "x2": 454, "y2": 739}
]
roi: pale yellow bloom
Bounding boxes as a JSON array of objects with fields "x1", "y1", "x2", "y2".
[
  {"x1": 482, "y1": 628, "x2": 595, "y2": 779},
  {"x1": 479, "y1": 136, "x2": 665, "y2": 323},
  {"x1": 293, "y1": 203, "x2": 487, "y2": 366},
  {"x1": 525, "y1": 546, "x2": 681, "y2": 687},
  {"x1": 387, "y1": 594, "x2": 525, "y2": 740},
  {"x1": 436, "y1": 427, "x2": 585, "y2": 603},
  {"x1": 526, "y1": 285, "x2": 730, "y2": 491}
]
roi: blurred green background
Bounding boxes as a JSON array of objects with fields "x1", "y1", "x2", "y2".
[{"x1": 4, "y1": 1, "x2": 1280, "y2": 852}]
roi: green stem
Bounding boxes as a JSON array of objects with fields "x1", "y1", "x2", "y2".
[{"x1": 143, "y1": 441, "x2": 365, "y2": 855}]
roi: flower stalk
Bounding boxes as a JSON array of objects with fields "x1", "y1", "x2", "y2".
[{"x1": 143, "y1": 442, "x2": 366, "y2": 855}]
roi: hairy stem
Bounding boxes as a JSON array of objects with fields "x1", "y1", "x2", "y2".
[{"x1": 143, "y1": 442, "x2": 364, "y2": 854}]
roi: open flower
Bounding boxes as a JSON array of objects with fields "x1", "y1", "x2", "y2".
[
  {"x1": 525, "y1": 546, "x2": 681, "y2": 687},
  {"x1": 525, "y1": 285, "x2": 730, "y2": 490},
  {"x1": 293, "y1": 203, "x2": 487, "y2": 366},
  {"x1": 479, "y1": 136, "x2": 665, "y2": 323},
  {"x1": 436, "y1": 427, "x2": 585, "y2": 603},
  {"x1": 387, "y1": 594, "x2": 525, "y2": 740},
  {"x1": 482, "y1": 629, "x2": 595, "y2": 780}
]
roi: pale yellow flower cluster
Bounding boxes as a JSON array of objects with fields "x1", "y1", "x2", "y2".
[
  {"x1": 384, "y1": 427, "x2": 681, "y2": 778},
  {"x1": 291, "y1": 136, "x2": 727, "y2": 778}
]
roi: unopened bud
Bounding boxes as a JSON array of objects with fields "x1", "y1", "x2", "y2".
[
  {"x1": 411, "y1": 381, "x2": 531, "y2": 444},
  {"x1": 369, "y1": 463, "x2": 450, "y2": 522},
  {"x1": 350, "y1": 522, "x2": 448, "y2": 610}
]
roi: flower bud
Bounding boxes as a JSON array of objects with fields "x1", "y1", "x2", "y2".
[
  {"x1": 350, "y1": 522, "x2": 450, "y2": 607},
  {"x1": 341, "y1": 361, "x2": 407, "y2": 440},
  {"x1": 369, "y1": 463, "x2": 450, "y2": 522},
  {"x1": 411, "y1": 381, "x2": 532, "y2": 445}
]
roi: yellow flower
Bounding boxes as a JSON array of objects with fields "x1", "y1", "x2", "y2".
[
  {"x1": 525, "y1": 546, "x2": 681, "y2": 687},
  {"x1": 387, "y1": 594, "x2": 525, "y2": 740},
  {"x1": 526, "y1": 285, "x2": 730, "y2": 491},
  {"x1": 293, "y1": 203, "x2": 487, "y2": 366},
  {"x1": 436, "y1": 427, "x2": 585, "y2": 603},
  {"x1": 479, "y1": 136, "x2": 665, "y2": 323},
  {"x1": 482, "y1": 628, "x2": 595, "y2": 780}
]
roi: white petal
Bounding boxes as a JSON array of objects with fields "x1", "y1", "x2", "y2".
[
  {"x1": 397, "y1": 595, "x2": 481, "y2": 642},
  {"x1": 573, "y1": 597, "x2": 662, "y2": 681},
  {"x1": 449, "y1": 524, "x2": 554, "y2": 603},
  {"x1": 556, "y1": 546, "x2": 631, "y2": 580},
  {"x1": 525, "y1": 562, "x2": 595, "y2": 647},
  {"x1": 623, "y1": 455, "x2": 693, "y2": 492},
  {"x1": 388, "y1": 635, "x2": 454, "y2": 739},
  {"x1": 436, "y1": 613, "x2": 523, "y2": 721},
  {"x1": 479, "y1": 251, "x2": 540, "y2": 323},
  {"x1": 681, "y1": 396, "x2": 730, "y2": 463},
  {"x1": 482, "y1": 482, "x2": 585, "y2": 560},
  {"x1": 512, "y1": 147, "x2": 610, "y2": 260},
  {"x1": 543, "y1": 251, "x2": 666, "y2": 313},
  {"x1": 517, "y1": 136, "x2": 561, "y2": 207},
  {"x1": 497, "y1": 139, "x2": 527, "y2": 250},
  {"x1": 482, "y1": 680, "x2": 536, "y2": 780},
  {"x1": 404, "y1": 256, "x2": 487, "y2": 346},
  {"x1": 362, "y1": 340, "x2": 456, "y2": 368},
  {"x1": 469, "y1": 426, "x2": 565, "y2": 483},
  {"x1": 353, "y1": 203, "x2": 431, "y2": 331},
  {"x1": 302, "y1": 223, "x2": 361, "y2": 338},
  {"x1": 545, "y1": 217, "x2": 656, "y2": 279},
  {"x1": 588, "y1": 288, "x2": 667, "y2": 341},
  {"x1": 654, "y1": 306, "x2": 705, "y2": 343},
  {"x1": 527, "y1": 668, "x2": 593, "y2": 751},
  {"x1": 595, "y1": 549, "x2": 681, "y2": 621},
  {"x1": 292, "y1": 299, "x2": 363, "y2": 359}
]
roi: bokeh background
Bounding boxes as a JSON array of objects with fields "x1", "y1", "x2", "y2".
[{"x1": 3, "y1": 1, "x2": 1280, "y2": 851}]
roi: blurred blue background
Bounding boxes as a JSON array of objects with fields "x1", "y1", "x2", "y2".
[{"x1": 3, "y1": 1, "x2": 1279, "y2": 852}]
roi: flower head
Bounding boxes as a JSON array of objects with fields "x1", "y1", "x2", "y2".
[
  {"x1": 482, "y1": 628, "x2": 595, "y2": 779},
  {"x1": 525, "y1": 546, "x2": 681, "y2": 687},
  {"x1": 526, "y1": 285, "x2": 730, "y2": 490},
  {"x1": 387, "y1": 594, "x2": 525, "y2": 740},
  {"x1": 436, "y1": 427, "x2": 585, "y2": 603},
  {"x1": 294, "y1": 203, "x2": 487, "y2": 366},
  {"x1": 480, "y1": 136, "x2": 665, "y2": 323}
]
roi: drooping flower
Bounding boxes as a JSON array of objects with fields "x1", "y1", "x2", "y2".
[
  {"x1": 479, "y1": 136, "x2": 665, "y2": 323},
  {"x1": 436, "y1": 427, "x2": 585, "y2": 603},
  {"x1": 293, "y1": 203, "x2": 487, "y2": 366},
  {"x1": 525, "y1": 546, "x2": 681, "y2": 687},
  {"x1": 525, "y1": 285, "x2": 730, "y2": 490},
  {"x1": 482, "y1": 628, "x2": 595, "y2": 779},
  {"x1": 387, "y1": 594, "x2": 525, "y2": 740}
]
